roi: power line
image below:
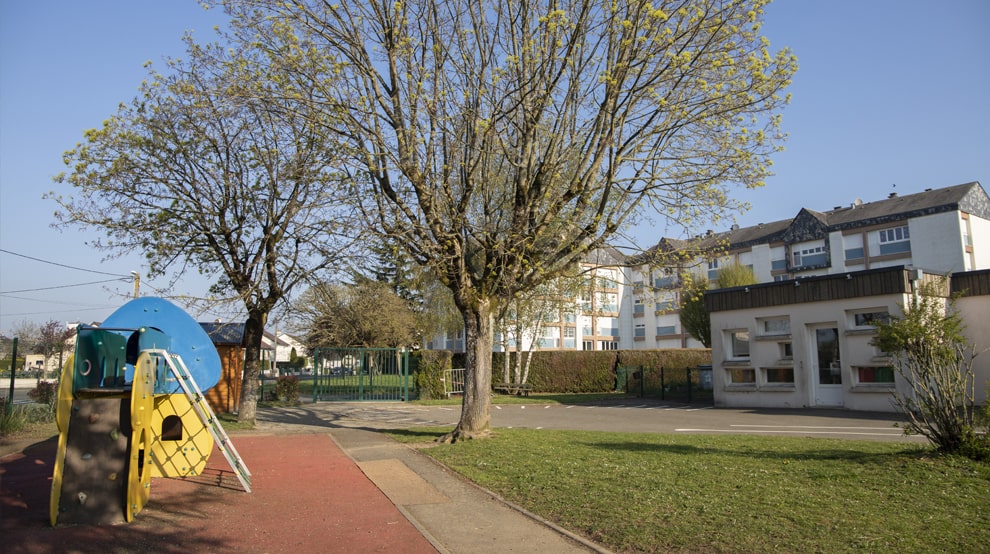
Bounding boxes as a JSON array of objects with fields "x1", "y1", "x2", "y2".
[
  {"x1": 0, "y1": 293, "x2": 111, "y2": 308},
  {"x1": 0, "y1": 248, "x2": 130, "y2": 278},
  {"x1": 0, "y1": 306, "x2": 118, "y2": 318},
  {"x1": 0, "y1": 278, "x2": 130, "y2": 294}
]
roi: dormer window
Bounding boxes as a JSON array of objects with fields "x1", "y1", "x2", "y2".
[{"x1": 792, "y1": 243, "x2": 826, "y2": 268}]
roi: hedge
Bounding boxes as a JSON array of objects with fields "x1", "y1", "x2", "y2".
[
  {"x1": 411, "y1": 349, "x2": 452, "y2": 400},
  {"x1": 490, "y1": 349, "x2": 711, "y2": 394}
]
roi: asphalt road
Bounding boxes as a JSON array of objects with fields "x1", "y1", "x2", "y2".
[{"x1": 258, "y1": 397, "x2": 926, "y2": 443}]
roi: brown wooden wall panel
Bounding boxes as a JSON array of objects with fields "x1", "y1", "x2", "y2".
[
  {"x1": 951, "y1": 269, "x2": 990, "y2": 297},
  {"x1": 705, "y1": 266, "x2": 913, "y2": 313},
  {"x1": 205, "y1": 345, "x2": 243, "y2": 414}
]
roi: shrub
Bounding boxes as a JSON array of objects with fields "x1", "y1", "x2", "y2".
[
  {"x1": 274, "y1": 375, "x2": 300, "y2": 402},
  {"x1": 0, "y1": 399, "x2": 28, "y2": 435},
  {"x1": 873, "y1": 279, "x2": 986, "y2": 459},
  {"x1": 0, "y1": 401, "x2": 54, "y2": 435},
  {"x1": 28, "y1": 380, "x2": 59, "y2": 412}
]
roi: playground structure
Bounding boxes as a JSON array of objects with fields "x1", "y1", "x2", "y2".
[{"x1": 49, "y1": 297, "x2": 251, "y2": 526}]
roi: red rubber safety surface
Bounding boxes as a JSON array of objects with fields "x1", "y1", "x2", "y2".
[{"x1": 1, "y1": 433, "x2": 438, "y2": 554}]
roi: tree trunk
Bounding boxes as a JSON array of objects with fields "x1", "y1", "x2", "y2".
[
  {"x1": 441, "y1": 297, "x2": 494, "y2": 442},
  {"x1": 501, "y1": 327, "x2": 511, "y2": 385},
  {"x1": 237, "y1": 310, "x2": 267, "y2": 424},
  {"x1": 522, "y1": 349, "x2": 534, "y2": 386},
  {"x1": 521, "y1": 317, "x2": 544, "y2": 386},
  {"x1": 513, "y1": 319, "x2": 524, "y2": 384}
]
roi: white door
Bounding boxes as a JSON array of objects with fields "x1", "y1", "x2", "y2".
[{"x1": 811, "y1": 326, "x2": 843, "y2": 407}]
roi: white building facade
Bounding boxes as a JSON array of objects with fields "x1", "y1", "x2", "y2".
[{"x1": 705, "y1": 267, "x2": 990, "y2": 412}]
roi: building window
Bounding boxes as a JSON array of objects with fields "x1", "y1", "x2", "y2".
[
  {"x1": 582, "y1": 340, "x2": 594, "y2": 351},
  {"x1": 538, "y1": 326, "x2": 559, "y2": 348},
  {"x1": 654, "y1": 275, "x2": 676, "y2": 288},
  {"x1": 878, "y1": 226, "x2": 911, "y2": 255},
  {"x1": 602, "y1": 293, "x2": 619, "y2": 313},
  {"x1": 634, "y1": 299, "x2": 645, "y2": 314},
  {"x1": 779, "y1": 342, "x2": 793, "y2": 360},
  {"x1": 844, "y1": 247, "x2": 864, "y2": 260},
  {"x1": 599, "y1": 326, "x2": 620, "y2": 338},
  {"x1": 707, "y1": 259, "x2": 720, "y2": 280},
  {"x1": 758, "y1": 317, "x2": 790, "y2": 336},
  {"x1": 771, "y1": 258, "x2": 788, "y2": 271},
  {"x1": 851, "y1": 310, "x2": 890, "y2": 328},
  {"x1": 793, "y1": 245, "x2": 827, "y2": 267},
  {"x1": 656, "y1": 325, "x2": 677, "y2": 336},
  {"x1": 729, "y1": 330, "x2": 750, "y2": 359},
  {"x1": 728, "y1": 368, "x2": 755, "y2": 384},
  {"x1": 580, "y1": 290, "x2": 593, "y2": 313},
  {"x1": 634, "y1": 324, "x2": 646, "y2": 338},
  {"x1": 599, "y1": 341, "x2": 617, "y2": 350},
  {"x1": 764, "y1": 367, "x2": 794, "y2": 384},
  {"x1": 655, "y1": 300, "x2": 676, "y2": 313},
  {"x1": 855, "y1": 366, "x2": 895, "y2": 384}
]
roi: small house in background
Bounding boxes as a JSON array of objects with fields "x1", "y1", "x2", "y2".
[
  {"x1": 198, "y1": 321, "x2": 277, "y2": 413},
  {"x1": 199, "y1": 321, "x2": 247, "y2": 414}
]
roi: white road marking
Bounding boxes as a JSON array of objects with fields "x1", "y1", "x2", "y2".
[
  {"x1": 675, "y1": 428, "x2": 910, "y2": 437},
  {"x1": 732, "y1": 424, "x2": 898, "y2": 430}
]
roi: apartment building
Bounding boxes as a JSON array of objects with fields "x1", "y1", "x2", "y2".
[{"x1": 627, "y1": 181, "x2": 990, "y2": 350}]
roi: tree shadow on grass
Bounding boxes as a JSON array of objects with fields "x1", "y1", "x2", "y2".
[{"x1": 579, "y1": 439, "x2": 929, "y2": 465}]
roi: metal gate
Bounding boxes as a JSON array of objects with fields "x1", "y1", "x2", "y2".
[{"x1": 312, "y1": 348, "x2": 411, "y2": 402}]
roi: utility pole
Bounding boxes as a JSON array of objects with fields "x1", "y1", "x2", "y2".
[
  {"x1": 130, "y1": 271, "x2": 140, "y2": 298},
  {"x1": 6, "y1": 338, "x2": 17, "y2": 414}
]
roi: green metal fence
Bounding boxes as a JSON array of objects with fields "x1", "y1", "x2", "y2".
[{"x1": 312, "y1": 348, "x2": 410, "y2": 402}]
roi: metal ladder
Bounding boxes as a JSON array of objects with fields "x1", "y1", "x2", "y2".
[{"x1": 155, "y1": 350, "x2": 252, "y2": 492}]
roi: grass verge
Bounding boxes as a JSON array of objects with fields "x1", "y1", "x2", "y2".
[{"x1": 387, "y1": 427, "x2": 990, "y2": 553}]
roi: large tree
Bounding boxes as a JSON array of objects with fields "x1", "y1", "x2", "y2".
[
  {"x1": 225, "y1": 0, "x2": 796, "y2": 439},
  {"x1": 49, "y1": 35, "x2": 358, "y2": 423},
  {"x1": 294, "y1": 279, "x2": 420, "y2": 348}
]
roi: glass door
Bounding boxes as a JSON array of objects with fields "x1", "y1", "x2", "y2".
[{"x1": 812, "y1": 326, "x2": 843, "y2": 407}]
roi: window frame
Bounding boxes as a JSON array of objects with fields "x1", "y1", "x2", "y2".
[{"x1": 727, "y1": 329, "x2": 751, "y2": 360}]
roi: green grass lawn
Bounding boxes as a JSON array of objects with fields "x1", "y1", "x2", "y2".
[{"x1": 388, "y1": 427, "x2": 990, "y2": 553}]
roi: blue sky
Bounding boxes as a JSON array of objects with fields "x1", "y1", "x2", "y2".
[{"x1": 2, "y1": 0, "x2": 989, "y2": 333}]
